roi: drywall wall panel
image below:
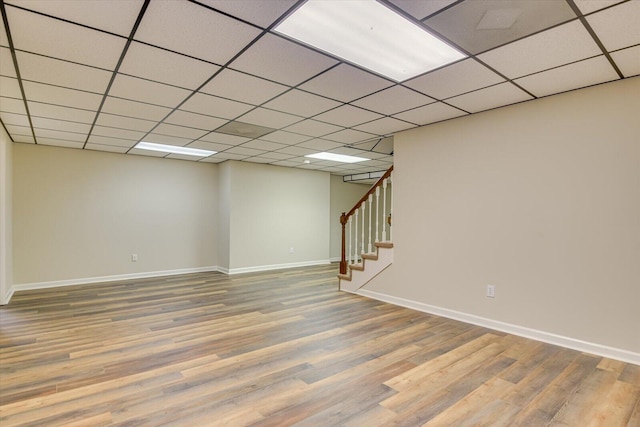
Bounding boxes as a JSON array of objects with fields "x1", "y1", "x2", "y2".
[
  {"x1": 13, "y1": 144, "x2": 218, "y2": 284},
  {"x1": 367, "y1": 77, "x2": 640, "y2": 354}
]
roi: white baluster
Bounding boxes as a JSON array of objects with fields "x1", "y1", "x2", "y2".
[
  {"x1": 375, "y1": 186, "x2": 380, "y2": 243},
  {"x1": 382, "y1": 177, "x2": 388, "y2": 241},
  {"x1": 354, "y1": 209, "x2": 359, "y2": 263},
  {"x1": 367, "y1": 194, "x2": 373, "y2": 253},
  {"x1": 389, "y1": 173, "x2": 393, "y2": 242},
  {"x1": 348, "y1": 216, "x2": 352, "y2": 265},
  {"x1": 361, "y1": 202, "x2": 365, "y2": 256}
]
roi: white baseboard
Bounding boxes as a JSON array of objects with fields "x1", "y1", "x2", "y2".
[
  {"x1": 224, "y1": 259, "x2": 331, "y2": 275},
  {"x1": 9, "y1": 266, "x2": 222, "y2": 298},
  {"x1": 355, "y1": 288, "x2": 640, "y2": 366}
]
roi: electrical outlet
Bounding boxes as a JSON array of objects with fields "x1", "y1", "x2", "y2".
[
  {"x1": 131, "y1": 254, "x2": 138, "y2": 262},
  {"x1": 486, "y1": 285, "x2": 495, "y2": 298},
  {"x1": 289, "y1": 247, "x2": 295, "y2": 254}
]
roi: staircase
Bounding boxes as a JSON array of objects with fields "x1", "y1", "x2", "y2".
[{"x1": 338, "y1": 166, "x2": 393, "y2": 292}]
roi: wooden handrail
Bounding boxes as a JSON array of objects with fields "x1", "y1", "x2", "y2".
[{"x1": 340, "y1": 166, "x2": 393, "y2": 274}]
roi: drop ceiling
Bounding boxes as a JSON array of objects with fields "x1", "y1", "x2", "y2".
[{"x1": 0, "y1": 0, "x2": 638, "y2": 176}]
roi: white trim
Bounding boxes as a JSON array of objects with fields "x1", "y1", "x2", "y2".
[
  {"x1": 355, "y1": 288, "x2": 640, "y2": 366},
  {"x1": 1, "y1": 287, "x2": 15, "y2": 306},
  {"x1": 226, "y1": 259, "x2": 330, "y2": 275},
  {"x1": 329, "y1": 256, "x2": 341, "y2": 263},
  {"x1": 10, "y1": 266, "x2": 221, "y2": 295}
]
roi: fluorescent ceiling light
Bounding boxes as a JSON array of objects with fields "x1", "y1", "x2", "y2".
[
  {"x1": 275, "y1": 0, "x2": 466, "y2": 82},
  {"x1": 305, "y1": 152, "x2": 369, "y2": 163},
  {"x1": 135, "y1": 141, "x2": 216, "y2": 157}
]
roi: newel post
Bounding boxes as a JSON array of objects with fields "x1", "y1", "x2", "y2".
[{"x1": 340, "y1": 212, "x2": 347, "y2": 274}]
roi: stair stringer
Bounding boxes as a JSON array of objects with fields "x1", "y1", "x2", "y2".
[{"x1": 339, "y1": 244, "x2": 393, "y2": 292}]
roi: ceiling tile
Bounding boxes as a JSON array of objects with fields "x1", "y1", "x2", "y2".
[
  {"x1": 352, "y1": 85, "x2": 435, "y2": 115},
  {"x1": 37, "y1": 138, "x2": 84, "y2": 148},
  {"x1": 424, "y1": 0, "x2": 577, "y2": 55},
  {"x1": 22, "y1": 81, "x2": 103, "y2": 110},
  {"x1": 200, "y1": 68, "x2": 288, "y2": 105},
  {"x1": 118, "y1": 41, "x2": 220, "y2": 90},
  {"x1": 353, "y1": 117, "x2": 415, "y2": 135},
  {"x1": 92, "y1": 125, "x2": 146, "y2": 141},
  {"x1": 0, "y1": 47, "x2": 16, "y2": 77},
  {"x1": 241, "y1": 139, "x2": 288, "y2": 151},
  {"x1": 283, "y1": 119, "x2": 344, "y2": 137},
  {"x1": 85, "y1": 143, "x2": 129, "y2": 154},
  {"x1": 299, "y1": 63, "x2": 394, "y2": 103},
  {"x1": 28, "y1": 101, "x2": 96, "y2": 124},
  {"x1": 95, "y1": 113, "x2": 156, "y2": 132},
  {"x1": 135, "y1": 0, "x2": 261, "y2": 65},
  {"x1": 0, "y1": 11, "x2": 8, "y2": 46},
  {"x1": 260, "y1": 130, "x2": 310, "y2": 145},
  {"x1": 102, "y1": 97, "x2": 171, "y2": 121},
  {"x1": 237, "y1": 107, "x2": 301, "y2": 128},
  {"x1": 514, "y1": 56, "x2": 620, "y2": 98},
  {"x1": 0, "y1": 112, "x2": 30, "y2": 127},
  {"x1": 313, "y1": 105, "x2": 383, "y2": 128},
  {"x1": 0, "y1": 76, "x2": 21, "y2": 98},
  {"x1": 224, "y1": 146, "x2": 265, "y2": 156},
  {"x1": 255, "y1": 151, "x2": 294, "y2": 161},
  {"x1": 199, "y1": 132, "x2": 250, "y2": 145},
  {"x1": 587, "y1": 1, "x2": 640, "y2": 51},
  {"x1": 4, "y1": 123, "x2": 30, "y2": 135},
  {"x1": 243, "y1": 156, "x2": 276, "y2": 164},
  {"x1": 180, "y1": 93, "x2": 253, "y2": 120},
  {"x1": 573, "y1": 0, "x2": 626, "y2": 15},
  {"x1": 153, "y1": 123, "x2": 208, "y2": 140},
  {"x1": 33, "y1": 127, "x2": 86, "y2": 142},
  {"x1": 273, "y1": 146, "x2": 316, "y2": 156},
  {"x1": 478, "y1": 20, "x2": 602, "y2": 79},
  {"x1": 11, "y1": 135, "x2": 36, "y2": 144},
  {"x1": 196, "y1": 0, "x2": 298, "y2": 28},
  {"x1": 212, "y1": 152, "x2": 250, "y2": 160},
  {"x1": 87, "y1": 135, "x2": 137, "y2": 148},
  {"x1": 271, "y1": 159, "x2": 301, "y2": 167},
  {"x1": 16, "y1": 51, "x2": 111, "y2": 93},
  {"x1": 322, "y1": 129, "x2": 378, "y2": 144},
  {"x1": 164, "y1": 110, "x2": 228, "y2": 131},
  {"x1": 611, "y1": 45, "x2": 640, "y2": 78},
  {"x1": 109, "y1": 74, "x2": 191, "y2": 108},
  {"x1": 31, "y1": 116, "x2": 90, "y2": 133},
  {"x1": 387, "y1": 0, "x2": 459, "y2": 20},
  {"x1": 187, "y1": 140, "x2": 231, "y2": 152},
  {"x1": 6, "y1": 0, "x2": 144, "y2": 36},
  {"x1": 296, "y1": 139, "x2": 344, "y2": 151},
  {"x1": 0, "y1": 97, "x2": 27, "y2": 115},
  {"x1": 263, "y1": 89, "x2": 342, "y2": 117},
  {"x1": 6, "y1": 5, "x2": 126, "y2": 69},
  {"x1": 198, "y1": 156, "x2": 227, "y2": 163},
  {"x1": 393, "y1": 101, "x2": 467, "y2": 125},
  {"x1": 446, "y1": 82, "x2": 533, "y2": 113},
  {"x1": 231, "y1": 33, "x2": 338, "y2": 86},
  {"x1": 404, "y1": 58, "x2": 505, "y2": 100}
]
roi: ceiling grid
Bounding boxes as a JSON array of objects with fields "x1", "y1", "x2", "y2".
[{"x1": 0, "y1": 0, "x2": 637, "y2": 175}]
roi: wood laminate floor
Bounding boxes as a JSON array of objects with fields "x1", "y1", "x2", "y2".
[{"x1": 1, "y1": 264, "x2": 638, "y2": 426}]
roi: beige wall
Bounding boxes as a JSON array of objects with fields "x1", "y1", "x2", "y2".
[
  {"x1": 366, "y1": 77, "x2": 640, "y2": 354},
  {"x1": 0, "y1": 126, "x2": 12, "y2": 303},
  {"x1": 12, "y1": 144, "x2": 218, "y2": 284},
  {"x1": 226, "y1": 161, "x2": 330, "y2": 271},
  {"x1": 329, "y1": 175, "x2": 369, "y2": 260}
]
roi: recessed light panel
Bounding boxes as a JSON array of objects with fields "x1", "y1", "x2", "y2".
[
  {"x1": 305, "y1": 152, "x2": 370, "y2": 163},
  {"x1": 135, "y1": 141, "x2": 216, "y2": 157},
  {"x1": 274, "y1": 0, "x2": 466, "y2": 82}
]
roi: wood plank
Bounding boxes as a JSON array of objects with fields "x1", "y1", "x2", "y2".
[{"x1": 0, "y1": 264, "x2": 637, "y2": 426}]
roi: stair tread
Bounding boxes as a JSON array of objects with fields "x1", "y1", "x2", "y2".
[
  {"x1": 349, "y1": 263, "x2": 365, "y2": 271},
  {"x1": 337, "y1": 274, "x2": 351, "y2": 281},
  {"x1": 375, "y1": 242, "x2": 394, "y2": 249},
  {"x1": 361, "y1": 253, "x2": 378, "y2": 260}
]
